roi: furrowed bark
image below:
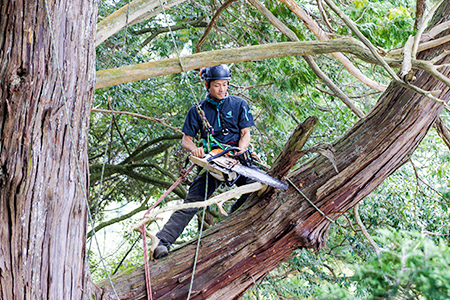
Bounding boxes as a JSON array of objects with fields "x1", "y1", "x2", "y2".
[
  {"x1": 0, "y1": 0, "x2": 97, "y2": 299},
  {"x1": 98, "y1": 2, "x2": 450, "y2": 299}
]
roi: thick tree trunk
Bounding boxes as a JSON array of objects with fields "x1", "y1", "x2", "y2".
[
  {"x1": 0, "y1": 0, "x2": 97, "y2": 299},
  {"x1": 98, "y1": 3, "x2": 450, "y2": 300}
]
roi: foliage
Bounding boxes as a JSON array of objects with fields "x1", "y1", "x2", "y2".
[{"x1": 315, "y1": 228, "x2": 450, "y2": 300}]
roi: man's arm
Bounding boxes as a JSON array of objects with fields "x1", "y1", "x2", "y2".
[
  {"x1": 182, "y1": 133, "x2": 205, "y2": 158},
  {"x1": 236, "y1": 127, "x2": 251, "y2": 155}
]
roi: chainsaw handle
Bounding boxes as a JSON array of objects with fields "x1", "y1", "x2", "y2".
[{"x1": 206, "y1": 147, "x2": 241, "y2": 162}]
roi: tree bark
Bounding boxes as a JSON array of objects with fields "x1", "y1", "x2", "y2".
[
  {"x1": 414, "y1": 0, "x2": 427, "y2": 30},
  {"x1": 0, "y1": 0, "x2": 97, "y2": 299},
  {"x1": 98, "y1": 2, "x2": 450, "y2": 299}
]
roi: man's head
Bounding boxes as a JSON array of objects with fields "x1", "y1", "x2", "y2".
[{"x1": 201, "y1": 65, "x2": 231, "y2": 100}]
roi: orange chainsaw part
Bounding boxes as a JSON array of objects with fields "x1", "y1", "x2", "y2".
[{"x1": 210, "y1": 148, "x2": 225, "y2": 155}]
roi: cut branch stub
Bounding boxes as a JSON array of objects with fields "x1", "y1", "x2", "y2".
[{"x1": 269, "y1": 116, "x2": 319, "y2": 179}]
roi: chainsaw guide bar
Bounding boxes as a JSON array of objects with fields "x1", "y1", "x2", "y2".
[{"x1": 189, "y1": 154, "x2": 288, "y2": 190}]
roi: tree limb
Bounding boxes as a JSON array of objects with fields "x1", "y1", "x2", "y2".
[
  {"x1": 279, "y1": 0, "x2": 387, "y2": 92},
  {"x1": 270, "y1": 116, "x2": 319, "y2": 178},
  {"x1": 196, "y1": 0, "x2": 238, "y2": 52},
  {"x1": 387, "y1": 33, "x2": 450, "y2": 59},
  {"x1": 247, "y1": 0, "x2": 365, "y2": 118},
  {"x1": 420, "y1": 20, "x2": 450, "y2": 42},
  {"x1": 95, "y1": 37, "x2": 450, "y2": 94},
  {"x1": 96, "y1": 0, "x2": 187, "y2": 46},
  {"x1": 91, "y1": 108, "x2": 181, "y2": 132},
  {"x1": 414, "y1": 0, "x2": 426, "y2": 30},
  {"x1": 412, "y1": 0, "x2": 445, "y2": 58},
  {"x1": 400, "y1": 36, "x2": 415, "y2": 82},
  {"x1": 139, "y1": 18, "x2": 208, "y2": 47},
  {"x1": 354, "y1": 203, "x2": 379, "y2": 254}
]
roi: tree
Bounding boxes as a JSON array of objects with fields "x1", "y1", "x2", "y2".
[
  {"x1": 0, "y1": 0, "x2": 97, "y2": 299},
  {"x1": 1, "y1": 0, "x2": 449, "y2": 299}
]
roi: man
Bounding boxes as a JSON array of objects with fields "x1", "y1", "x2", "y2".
[{"x1": 154, "y1": 64, "x2": 256, "y2": 259}]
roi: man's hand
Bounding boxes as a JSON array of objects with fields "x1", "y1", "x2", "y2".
[
  {"x1": 182, "y1": 134, "x2": 205, "y2": 158},
  {"x1": 191, "y1": 147, "x2": 205, "y2": 158},
  {"x1": 234, "y1": 147, "x2": 247, "y2": 156}
]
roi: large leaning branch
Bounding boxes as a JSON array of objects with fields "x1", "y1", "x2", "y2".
[{"x1": 95, "y1": 38, "x2": 450, "y2": 91}]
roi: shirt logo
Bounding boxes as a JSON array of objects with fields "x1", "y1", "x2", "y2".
[{"x1": 226, "y1": 111, "x2": 233, "y2": 118}]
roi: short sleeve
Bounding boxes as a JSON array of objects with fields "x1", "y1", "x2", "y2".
[
  {"x1": 182, "y1": 106, "x2": 202, "y2": 137},
  {"x1": 238, "y1": 100, "x2": 255, "y2": 129}
]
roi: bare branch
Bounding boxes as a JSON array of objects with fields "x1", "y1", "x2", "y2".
[
  {"x1": 400, "y1": 36, "x2": 415, "y2": 82},
  {"x1": 196, "y1": 0, "x2": 239, "y2": 52},
  {"x1": 96, "y1": 0, "x2": 187, "y2": 46},
  {"x1": 91, "y1": 108, "x2": 181, "y2": 132},
  {"x1": 430, "y1": 50, "x2": 450, "y2": 64},
  {"x1": 388, "y1": 34, "x2": 450, "y2": 59},
  {"x1": 316, "y1": 0, "x2": 336, "y2": 33},
  {"x1": 279, "y1": 0, "x2": 387, "y2": 92},
  {"x1": 132, "y1": 182, "x2": 267, "y2": 252},
  {"x1": 412, "y1": 0, "x2": 445, "y2": 58},
  {"x1": 420, "y1": 20, "x2": 450, "y2": 42},
  {"x1": 95, "y1": 37, "x2": 450, "y2": 108},
  {"x1": 354, "y1": 203, "x2": 379, "y2": 254}
]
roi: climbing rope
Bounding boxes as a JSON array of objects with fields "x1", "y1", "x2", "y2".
[
  {"x1": 286, "y1": 177, "x2": 335, "y2": 223},
  {"x1": 138, "y1": 2, "x2": 213, "y2": 299},
  {"x1": 141, "y1": 163, "x2": 195, "y2": 300},
  {"x1": 187, "y1": 170, "x2": 209, "y2": 299},
  {"x1": 43, "y1": 0, "x2": 120, "y2": 298}
]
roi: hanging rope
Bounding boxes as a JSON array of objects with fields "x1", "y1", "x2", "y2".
[
  {"x1": 286, "y1": 177, "x2": 335, "y2": 223},
  {"x1": 187, "y1": 171, "x2": 209, "y2": 299},
  {"x1": 43, "y1": 0, "x2": 120, "y2": 298},
  {"x1": 141, "y1": 1, "x2": 213, "y2": 298},
  {"x1": 141, "y1": 163, "x2": 195, "y2": 300}
]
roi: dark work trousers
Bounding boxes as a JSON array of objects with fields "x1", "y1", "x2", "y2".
[{"x1": 156, "y1": 171, "x2": 255, "y2": 247}]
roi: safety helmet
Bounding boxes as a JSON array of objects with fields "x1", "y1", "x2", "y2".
[{"x1": 200, "y1": 65, "x2": 231, "y2": 82}]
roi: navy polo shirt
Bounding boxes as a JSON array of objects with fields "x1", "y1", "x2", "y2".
[{"x1": 182, "y1": 95, "x2": 255, "y2": 145}]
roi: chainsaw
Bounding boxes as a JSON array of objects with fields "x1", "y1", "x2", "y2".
[{"x1": 189, "y1": 147, "x2": 288, "y2": 190}]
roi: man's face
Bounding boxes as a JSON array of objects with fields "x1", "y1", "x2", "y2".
[{"x1": 208, "y1": 79, "x2": 228, "y2": 100}]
